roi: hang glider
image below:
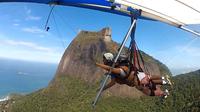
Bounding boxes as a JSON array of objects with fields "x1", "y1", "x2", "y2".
[
  {"x1": 0, "y1": 0, "x2": 200, "y2": 107},
  {"x1": 0, "y1": 0, "x2": 199, "y2": 36}
]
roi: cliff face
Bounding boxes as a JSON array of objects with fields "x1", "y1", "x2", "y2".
[
  {"x1": 52, "y1": 27, "x2": 172, "y2": 97},
  {"x1": 55, "y1": 28, "x2": 113, "y2": 83}
]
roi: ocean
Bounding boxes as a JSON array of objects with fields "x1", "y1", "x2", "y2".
[{"x1": 0, "y1": 58, "x2": 57, "y2": 98}]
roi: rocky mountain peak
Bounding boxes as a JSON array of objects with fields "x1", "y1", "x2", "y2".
[{"x1": 52, "y1": 27, "x2": 171, "y2": 97}]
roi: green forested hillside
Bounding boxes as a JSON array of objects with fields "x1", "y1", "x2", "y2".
[
  {"x1": 172, "y1": 70, "x2": 200, "y2": 112},
  {"x1": 9, "y1": 70, "x2": 200, "y2": 112}
]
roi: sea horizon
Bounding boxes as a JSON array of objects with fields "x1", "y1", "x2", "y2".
[{"x1": 0, "y1": 58, "x2": 58, "y2": 98}]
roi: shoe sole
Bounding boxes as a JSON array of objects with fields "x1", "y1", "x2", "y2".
[{"x1": 166, "y1": 75, "x2": 172, "y2": 86}]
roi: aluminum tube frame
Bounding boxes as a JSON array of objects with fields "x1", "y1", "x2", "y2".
[{"x1": 180, "y1": 26, "x2": 200, "y2": 37}]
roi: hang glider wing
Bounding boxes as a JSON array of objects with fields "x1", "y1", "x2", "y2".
[
  {"x1": 0, "y1": 0, "x2": 199, "y2": 36},
  {"x1": 113, "y1": 0, "x2": 200, "y2": 36},
  {"x1": 0, "y1": 0, "x2": 148, "y2": 19}
]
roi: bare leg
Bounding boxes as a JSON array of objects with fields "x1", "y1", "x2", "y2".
[
  {"x1": 135, "y1": 86, "x2": 151, "y2": 96},
  {"x1": 153, "y1": 86, "x2": 164, "y2": 96},
  {"x1": 151, "y1": 79, "x2": 163, "y2": 85},
  {"x1": 142, "y1": 87, "x2": 151, "y2": 95},
  {"x1": 136, "y1": 84, "x2": 166, "y2": 97},
  {"x1": 150, "y1": 75, "x2": 162, "y2": 80},
  {"x1": 150, "y1": 75, "x2": 170, "y2": 85},
  {"x1": 150, "y1": 75, "x2": 172, "y2": 86},
  {"x1": 127, "y1": 71, "x2": 135, "y2": 82}
]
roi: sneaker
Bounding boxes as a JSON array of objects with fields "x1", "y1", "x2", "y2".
[
  {"x1": 165, "y1": 75, "x2": 172, "y2": 86},
  {"x1": 163, "y1": 89, "x2": 169, "y2": 99},
  {"x1": 165, "y1": 89, "x2": 169, "y2": 95},
  {"x1": 163, "y1": 95, "x2": 168, "y2": 99}
]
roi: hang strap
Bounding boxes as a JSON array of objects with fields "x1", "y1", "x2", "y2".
[{"x1": 129, "y1": 21, "x2": 149, "y2": 75}]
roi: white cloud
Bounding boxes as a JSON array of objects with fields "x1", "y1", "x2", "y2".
[
  {"x1": 176, "y1": 46, "x2": 200, "y2": 57},
  {"x1": 22, "y1": 27, "x2": 48, "y2": 35},
  {"x1": 26, "y1": 9, "x2": 31, "y2": 15},
  {"x1": 185, "y1": 47, "x2": 200, "y2": 56},
  {"x1": 26, "y1": 15, "x2": 41, "y2": 21},
  {"x1": 24, "y1": 7, "x2": 41, "y2": 21},
  {"x1": 1, "y1": 39, "x2": 52, "y2": 52},
  {"x1": 13, "y1": 23, "x2": 20, "y2": 26},
  {"x1": 39, "y1": 35, "x2": 45, "y2": 38},
  {"x1": 0, "y1": 38, "x2": 63, "y2": 63},
  {"x1": 150, "y1": 44, "x2": 200, "y2": 75}
]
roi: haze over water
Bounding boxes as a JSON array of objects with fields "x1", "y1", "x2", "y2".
[{"x1": 0, "y1": 58, "x2": 57, "y2": 98}]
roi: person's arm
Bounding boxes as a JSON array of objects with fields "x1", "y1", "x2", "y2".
[{"x1": 96, "y1": 63, "x2": 121, "y2": 74}]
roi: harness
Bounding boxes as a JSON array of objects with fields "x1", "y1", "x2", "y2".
[
  {"x1": 119, "y1": 18, "x2": 152, "y2": 88},
  {"x1": 109, "y1": 18, "x2": 151, "y2": 89}
]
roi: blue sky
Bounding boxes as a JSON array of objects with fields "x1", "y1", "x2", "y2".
[{"x1": 0, "y1": 3, "x2": 200, "y2": 75}]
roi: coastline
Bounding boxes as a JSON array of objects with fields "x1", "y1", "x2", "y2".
[{"x1": 0, "y1": 96, "x2": 9, "y2": 102}]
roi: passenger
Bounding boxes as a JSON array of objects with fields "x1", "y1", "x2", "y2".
[{"x1": 96, "y1": 52, "x2": 172, "y2": 98}]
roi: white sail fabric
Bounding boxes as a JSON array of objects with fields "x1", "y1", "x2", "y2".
[{"x1": 114, "y1": 0, "x2": 200, "y2": 27}]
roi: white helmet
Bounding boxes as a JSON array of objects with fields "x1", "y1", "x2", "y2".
[{"x1": 103, "y1": 53, "x2": 114, "y2": 61}]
